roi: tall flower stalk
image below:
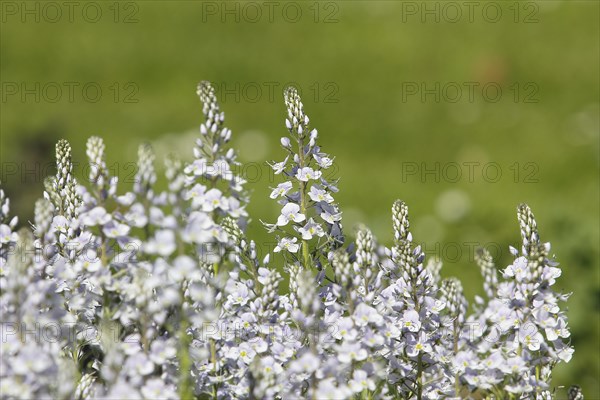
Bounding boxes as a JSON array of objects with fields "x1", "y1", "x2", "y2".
[{"x1": 265, "y1": 86, "x2": 343, "y2": 274}]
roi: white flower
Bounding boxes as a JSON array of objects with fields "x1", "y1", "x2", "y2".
[
  {"x1": 81, "y1": 257, "x2": 102, "y2": 272},
  {"x1": 79, "y1": 206, "x2": 111, "y2": 226},
  {"x1": 102, "y1": 220, "x2": 131, "y2": 238},
  {"x1": 503, "y1": 256, "x2": 528, "y2": 281},
  {"x1": 237, "y1": 342, "x2": 256, "y2": 364},
  {"x1": 270, "y1": 182, "x2": 293, "y2": 199},
  {"x1": 182, "y1": 211, "x2": 214, "y2": 243},
  {"x1": 167, "y1": 256, "x2": 196, "y2": 282},
  {"x1": 269, "y1": 156, "x2": 288, "y2": 174},
  {"x1": 296, "y1": 167, "x2": 322, "y2": 182},
  {"x1": 364, "y1": 329, "x2": 384, "y2": 347},
  {"x1": 297, "y1": 218, "x2": 324, "y2": 240},
  {"x1": 308, "y1": 185, "x2": 334, "y2": 203},
  {"x1": 274, "y1": 237, "x2": 299, "y2": 253},
  {"x1": 349, "y1": 370, "x2": 376, "y2": 393},
  {"x1": 125, "y1": 352, "x2": 154, "y2": 376},
  {"x1": 336, "y1": 341, "x2": 368, "y2": 363},
  {"x1": 313, "y1": 153, "x2": 333, "y2": 169},
  {"x1": 116, "y1": 192, "x2": 135, "y2": 206},
  {"x1": 51, "y1": 215, "x2": 70, "y2": 234},
  {"x1": 209, "y1": 159, "x2": 232, "y2": 180},
  {"x1": 332, "y1": 317, "x2": 357, "y2": 341},
  {"x1": 276, "y1": 203, "x2": 305, "y2": 226},
  {"x1": 402, "y1": 309, "x2": 421, "y2": 332},
  {"x1": 519, "y1": 326, "x2": 544, "y2": 351},
  {"x1": 289, "y1": 352, "x2": 319, "y2": 373},
  {"x1": 125, "y1": 203, "x2": 148, "y2": 227},
  {"x1": 210, "y1": 225, "x2": 228, "y2": 243},
  {"x1": 555, "y1": 341, "x2": 574, "y2": 362},
  {"x1": 227, "y1": 197, "x2": 247, "y2": 218},
  {"x1": 149, "y1": 339, "x2": 177, "y2": 365},
  {"x1": 184, "y1": 183, "x2": 207, "y2": 208},
  {"x1": 315, "y1": 378, "x2": 352, "y2": 399},
  {"x1": 202, "y1": 188, "x2": 228, "y2": 212},
  {"x1": 321, "y1": 209, "x2": 342, "y2": 224},
  {"x1": 149, "y1": 207, "x2": 177, "y2": 228},
  {"x1": 0, "y1": 224, "x2": 17, "y2": 244},
  {"x1": 354, "y1": 303, "x2": 383, "y2": 326},
  {"x1": 406, "y1": 331, "x2": 433, "y2": 357},
  {"x1": 141, "y1": 378, "x2": 177, "y2": 400},
  {"x1": 230, "y1": 283, "x2": 250, "y2": 306},
  {"x1": 260, "y1": 356, "x2": 283, "y2": 375},
  {"x1": 185, "y1": 158, "x2": 208, "y2": 176},
  {"x1": 545, "y1": 317, "x2": 570, "y2": 341},
  {"x1": 144, "y1": 230, "x2": 176, "y2": 257}
]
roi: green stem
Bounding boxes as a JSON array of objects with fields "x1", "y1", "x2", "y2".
[
  {"x1": 178, "y1": 314, "x2": 193, "y2": 399},
  {"x1": 210, "y1": 339, "x2": 219, "y2": 398},
  {"x1": 297, "y1": 134, "x2": 311, "y2": 270},
  {"x1": 416, "y1": 353, "x2": 423, "y2": 400}
]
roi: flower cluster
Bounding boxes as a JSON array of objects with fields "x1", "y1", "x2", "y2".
[
  {"x1": 264, "y1": 86, "x2": 343, "y2": 274},
  {"x1": 0, "y1": 82, "x2": 582, "y2": 400}
]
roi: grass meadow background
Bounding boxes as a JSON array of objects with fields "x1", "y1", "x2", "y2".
[{"x1": 1, "y1": 1, "x2": 598, "y2": 396}]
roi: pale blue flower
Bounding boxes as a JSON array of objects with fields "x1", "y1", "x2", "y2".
[
  {"x1": 268, "y1": 156, "x2": 288, "y2": 174},
  {"x1": 297, "y1": 218, "x2": 325, "y2": 240},
  {"x1": 519, "y1": 325, "x2": 544, "y2": 351},
  {"x1": 274, "y1": 237, "x2": 299, "y2": 253},
  {"x1": 102, "y1": 220, "x2": 131, "y2": 238},
  {"x1": 184, "y1": 183, "x2": 206, "y2": 208},
  {"x1": 276, "y1": 203, "x2": 305, "y2": 226},
  {"x1": 209, "y1": 159, "x2": 232, "y2": 180},
  {"x1": 270, "y1": 182, "x2": 293, "y2": 199},
  {"x1": 406, "y1": 331, "x2": 433, "y2": 357},
  {"x1": 503, "y1": 256, "x2": 528, "y2": 281},
  {"x1": 202, "y1": 188, "x2": 228, "y2": 212},
  {"x1": 315, "y1": 379, "x2": 352, "y2": 399},
  {"x1": 546, "y1": 317, "x2": 570, "y2": 341},
  {"x1": 296, "y1": 167, "x2": 322, "y2": 182},
  {"x1": 149, "y1": 339, "x2": 177, "y2": 365},
  {"x1": 402, "y1": 309, "x2": 421, "y2": 332},
  {"x1": 227, "y1": 197, "x2": 247, "y2": 218},
  {"x1": 79, "y1": 206, "x2": 111, "y2": 226},
  {"x1": 500, "y1": 356, "x2": 528, "y2": 375},
  {"x1": 289, "y1": 352, "x2": 319, "y2": 374},
  {"x1": 330, "y1": 318, "x2": 356, "y2": 342},
  {"x1": 336, "y1": 341, "x2": 368, "y2": 363},
  {"x1": 230, "y1": 283, "x2": 250, "y2": 306},
  {"x1": 320, "y1": 209, "x2": 342, "y2": 224},
  {"x1": 237, "y1": 342, "x2": 257, "y2": 364},
  {"x1": 349, "y1": 370, "x2": 376, "y2": 393},
  {"x1": 124, "y1": 203, "x2": 148, "y2": 227},
  {"x1": 51, "y1": 215, "x2": 69, "y2": 234},
  {"x1": 125, "y1": 352, "x2": 154, "y2": 377},
  {"x1": 308, "y1": 185, "x2": 334, "y2": 204},
  {"x1": 144, "y1": 230, "x2": 176, "y2": 256},
  {"x1": 353, "y1": 303, "x2": 383, "y2": 326},
  {"x1": 182, "y1": 211, "x2": 214, "y2": 243},
  {"x1": 140, "y1": 378, "x2": 177, "y2": 400},
  {"x1": 0, "y1": 224, "x2": 17, "y2": 244},
  {"x1": 313, "y1": 153, "x2": 333, "y2": 169}
]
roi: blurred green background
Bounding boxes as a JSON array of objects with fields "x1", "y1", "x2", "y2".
[{"x1": 1, "y1": 1, "x2": 598, "y2": 396}]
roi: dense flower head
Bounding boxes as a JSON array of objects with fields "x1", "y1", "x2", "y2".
[
  {"x1": 0, "y1": 83, "x2": 581, "y2": 400},
  {"x1": 264, "y1": 85, "x2": 344, "y2": 295}
]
